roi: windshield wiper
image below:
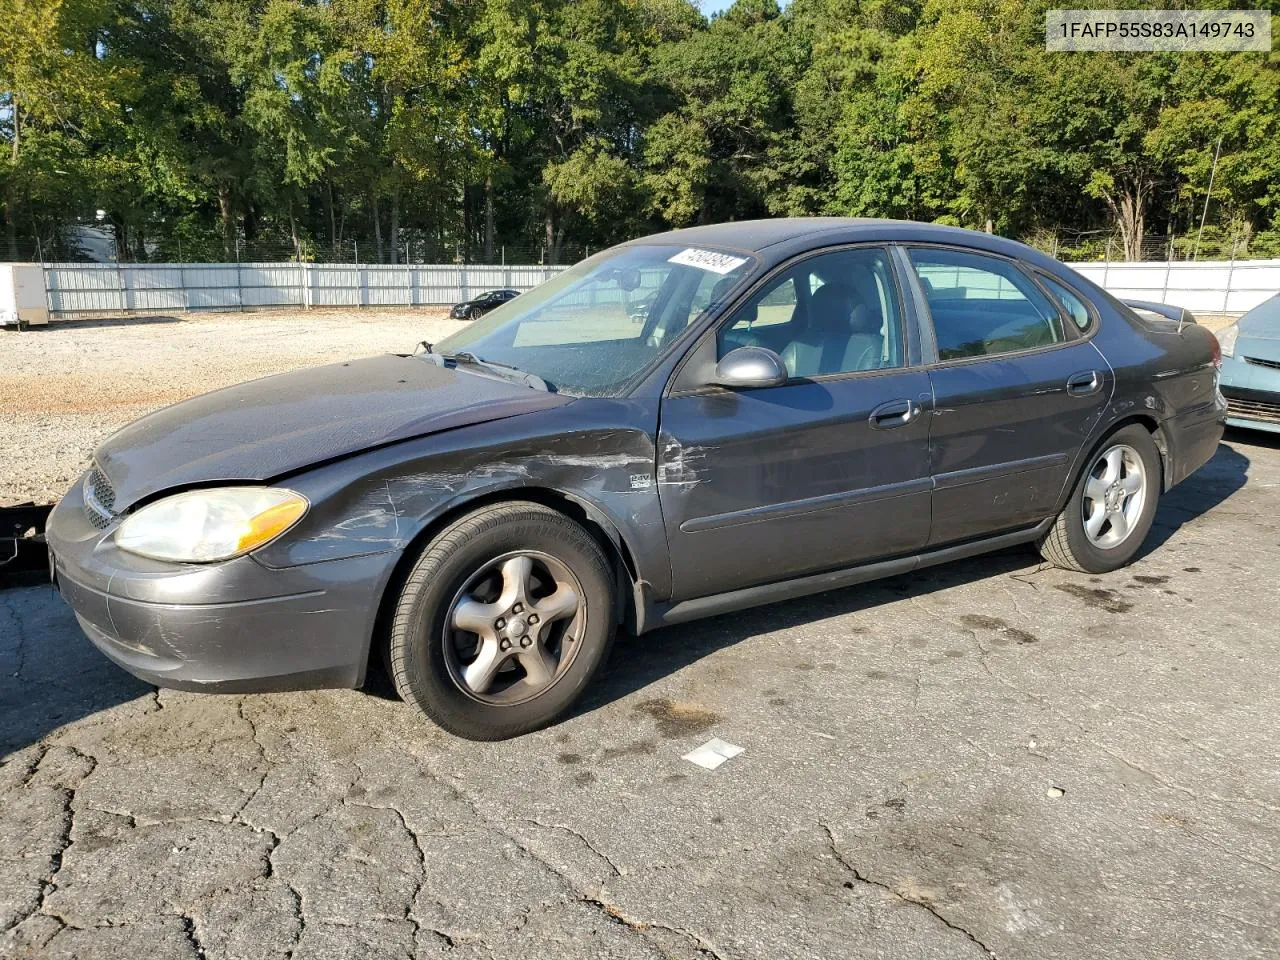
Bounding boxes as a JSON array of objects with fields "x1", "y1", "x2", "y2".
[{"x1": 438, "y1": 351, "x2": 551, "y2": 392}]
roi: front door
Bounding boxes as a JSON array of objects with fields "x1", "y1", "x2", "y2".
[
  {"x1": 658, "y1": 246, "x2": 933, "y2": 601},
  {"x1": 905, "y1": 247, "x2": 1112, "y2": 546}
]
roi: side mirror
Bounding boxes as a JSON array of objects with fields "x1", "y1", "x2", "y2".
[{"x1": 710, "y1": 346, "x2": 788, "y2": 390}]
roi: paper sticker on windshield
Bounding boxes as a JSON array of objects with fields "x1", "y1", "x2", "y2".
[{"x1": 667, "y1": 248, "x2": 749, "y2": 275}]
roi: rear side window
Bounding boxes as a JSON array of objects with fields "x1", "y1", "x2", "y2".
[
  {"x1": 1039, "y1": 275, "x2": 1092, "y2": 332},
  {"x1": 909, "y1": 249, "x2": 1065, "y2": 361}
]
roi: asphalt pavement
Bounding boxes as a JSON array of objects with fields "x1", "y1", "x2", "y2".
[{"x1": 2, "y1": 430, "x2": 1277, "y2": 960}]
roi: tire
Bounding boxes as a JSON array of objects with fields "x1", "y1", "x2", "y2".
[
  {"x1": 387, "y1": 502, "x2": 616, "y2": 740},
  {"x1": 1039, "y1": 424, "x2": 1162, "y2": 574}
]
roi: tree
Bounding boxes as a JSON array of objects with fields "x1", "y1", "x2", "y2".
[{"x1": 0, "y1": 0, "x2": 121, "y2": 257}]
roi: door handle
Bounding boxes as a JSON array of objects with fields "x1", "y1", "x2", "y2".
[
  {"x1": 869, "y1": 398, "x2": 918, "y2": 429},
  {"x1": 1066, "y1": 370, "x2": 1102, "y2": 397}
]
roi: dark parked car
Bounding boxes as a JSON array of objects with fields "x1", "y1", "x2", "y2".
[
  {"x1": 48, "y1": 219, "x2": 1226, "y2": 740},
  {"x1": 450, "y1": 288, "x2": 520, "y2": 320},
  {"x1": 1216, "y1": 293, "x2": 1280, "y2": 433}
]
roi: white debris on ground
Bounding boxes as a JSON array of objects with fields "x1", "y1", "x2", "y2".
[
  {"x1": 1, "y1": 308, "x2": 466, "y2": 505},
  {"x1": 682, "y1": 737, "x2": 745, "y2": 771}
]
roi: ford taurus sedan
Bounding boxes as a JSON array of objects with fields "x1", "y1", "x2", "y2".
[{"x1": 47, "y1": 219, "x2": 1226, "y2": 740}]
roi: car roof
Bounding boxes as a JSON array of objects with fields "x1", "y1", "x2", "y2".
[{"x1": 620, "y1": 217, "x2": 1059, "y2": 273}]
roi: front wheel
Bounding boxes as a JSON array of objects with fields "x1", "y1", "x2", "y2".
[
  {"x1": 387, "y1": 502, "x2": 616, "y2": 740},
  {"x1": 1039, "y1": 424, "x2": 1162, "y2": 573}
]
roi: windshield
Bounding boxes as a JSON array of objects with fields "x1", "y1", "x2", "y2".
[{"x1": 434, "y1": 244, "x2": 757, "y2": 396}]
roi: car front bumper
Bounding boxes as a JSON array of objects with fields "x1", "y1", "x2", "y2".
[
  {"x1": 46, "y1": 474, "x2": 396, "y2": 692},
  {"x1": 1220, "y1": 353, "x2": 1280, "y2": 434}
]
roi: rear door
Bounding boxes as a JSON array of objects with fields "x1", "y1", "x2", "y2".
[
  {"x1": 904, "y1": 247, "x2": 1112, "y2": 546},
  {"x1": 658, "y1": 245, "x2": 934, "y2": 601}
]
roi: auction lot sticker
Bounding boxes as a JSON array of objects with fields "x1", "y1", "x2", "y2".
[
  {"x1": 1046, "y1": 9, "x2": 1271, "y2": 51},
  {"x1": 668, "y1": 248, "x2": 750, "y2": 275}
]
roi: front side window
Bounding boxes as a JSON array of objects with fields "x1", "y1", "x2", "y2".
[
  {"x1": 717, "y1": 247, "x2": 905, "y2": 379},
  {"x1": 909, "y1": 249, "x2": 1065, "y2": 361},
  {"x1": 435, "y1": 244, "x2": 755, "y2": 396}
]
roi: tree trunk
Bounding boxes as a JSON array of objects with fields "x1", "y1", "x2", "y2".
[
  {"x1": 1119, "y1": 188, "x2": 1145, "y2": 261},
  {"x1": 325, "y1": 182, "x2": 337, "y2": 254},
  {"x1": 289, "y1": 201, "x2": 301, "y2": 260},
  {"x1": 114, "y1": 218, "x2": 129, "y2": 263},
  {"x1": 484, "y1": 173, "x2": 495, "y2": 264},
  {"x1": 372, "y1": 194, "x2": 383, "y2": 263},
  {"x1": 462, "y1": 187, "x2": 473, "y2": 264},
  {"x1": 1107, "y1": 178, "x2": 1150, "y2": 262},
  {"x1": 218, "y1": 185, "x2": 236, "y2": 260},
  {"x1": 544, "y1": 203, "x2": 556, "y2": 265},
  {"x1": 389, "y1": 189, "x2": 399, "y2": 265},
  {"x1": 4, "y1": 185, "x2": 18, "y2": 261},
  {"x1": 6, "y1": 96, "x2": 20, "y2": 258}
]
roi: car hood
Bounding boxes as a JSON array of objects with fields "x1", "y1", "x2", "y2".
[
  {"x1": 94, "y1": 354, "x2": 571, "y2": 510},
  {"x1": 1239, "y1": 295, "x2": 1280, "y2": 340}
]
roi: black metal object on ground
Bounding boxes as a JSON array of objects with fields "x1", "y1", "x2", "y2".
[{"x1": 1, "y1": 503, "x2": 53, "y2": 587}]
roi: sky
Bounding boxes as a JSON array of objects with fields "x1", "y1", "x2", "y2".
[{"x1": 702, "y1": 0, "x2": 791, "y2": 15}]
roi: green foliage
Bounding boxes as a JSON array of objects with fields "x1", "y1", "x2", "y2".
[{"x1": 1, "y1": 0, "x2": 1276, "y2": 262}]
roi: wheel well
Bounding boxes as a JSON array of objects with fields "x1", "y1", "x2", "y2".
[
  {"x1": 1088, "y1": 414, "x2": 1168, "y2": 487},
  {"x1": 363, "y1": 489, "x2": 640, "y2": 685}
]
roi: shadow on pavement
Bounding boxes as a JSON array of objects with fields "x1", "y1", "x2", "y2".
[
  {"x1": 1139, "y1": 439, "x2": 1251, "y2": 557},
  {"x1": 585, "y1": 439, "x2": 1251, "y2": 719},
  {"x1": 0, "y1": 586, "x2": 153, "y2": 758},
  {"x1": 581, "y1": 546, "x2": 1038, "y2": 719}
]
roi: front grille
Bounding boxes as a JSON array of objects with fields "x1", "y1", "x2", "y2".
[
  {"x1": 1244, "y1": 355, "x2": 1280, "y2": 371},
  {"x1": 83, "y1": 465, "x2": 118, "y2": 529},
  {"x1": 1225, "y1": 396, "x2": 1280, "y2": 426}
]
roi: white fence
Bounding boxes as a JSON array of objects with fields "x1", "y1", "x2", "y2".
[
  {"x1": 40, "y1": 262, "x2": 568, "y2": 316},
  {"x1": 10, "y1": 256, "x2": 1280, "y2": 321},
  {"x1": 1065, "y1": 259, "x2": 1280, "y2": 315}
]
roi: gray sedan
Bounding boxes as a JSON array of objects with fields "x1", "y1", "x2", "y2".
[{"x1": 47, "y1": 219, "x2": 1226, "y2": 739}]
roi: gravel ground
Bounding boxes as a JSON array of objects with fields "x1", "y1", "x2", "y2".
[
  {"x1": 1, "y1": 309, "x2": 465, "y2": 506},
  {"x1": 2, "y1": 431, "x2": 1278, "y2": 959}
]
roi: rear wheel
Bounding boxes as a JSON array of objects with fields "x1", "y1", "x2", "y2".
[
  {"x1": 387, "y1": 502, "x2": 615, "y2": 740},
  {"x1": 1039, "y1": 424, "x2": 1162, "y2": 573}
]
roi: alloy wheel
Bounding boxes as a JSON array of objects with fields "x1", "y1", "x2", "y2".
[
  {"x1": 1082, "y1": 443, "x2": 1147, "y2": 549},
  {"x1": 442, "y1": 551, "x2": 586, "y2": 704}
]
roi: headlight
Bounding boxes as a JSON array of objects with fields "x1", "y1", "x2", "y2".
[
  {"x1": 116, "y1": 487, "x2": 308, "y2": 562},
  {"x1": 1218, "y1": 323, "x2": 1239, "y2": 358}
]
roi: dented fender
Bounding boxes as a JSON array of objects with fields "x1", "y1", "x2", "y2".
[{"x1": 253, "y1": 399, "x2": 673, "y2": 603}]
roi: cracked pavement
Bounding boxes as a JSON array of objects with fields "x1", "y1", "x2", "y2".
[{"x1": 2, "y1": 431, "x2": 1278, "y2": 959}]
